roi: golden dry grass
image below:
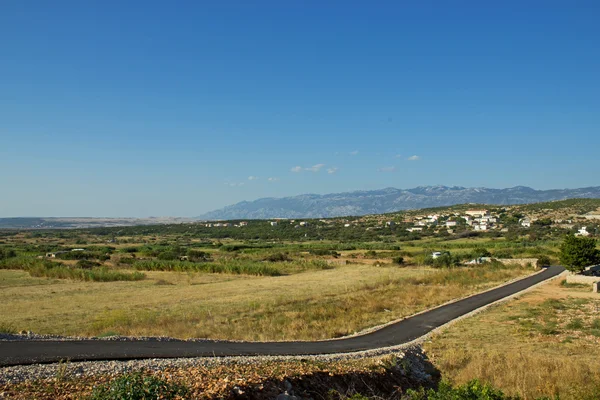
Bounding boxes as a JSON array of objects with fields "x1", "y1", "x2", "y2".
[
  {"x1": 424, "y1": 276, "x2": 600, "y2": 400},
  {"x1": 0, "y1": 263, "x2": 529, "y2": 341}
]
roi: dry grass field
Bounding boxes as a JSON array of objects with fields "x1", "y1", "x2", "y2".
[
  {"x1": 424, "y1": 274, "x2": 600, "y2": 400},
  {"x1": 0, "y1": 262, "x2": 530, "y2": 341}
]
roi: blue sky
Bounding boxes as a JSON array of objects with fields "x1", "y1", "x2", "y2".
[{"x1": 1, "y1": 1, "x2": 599, "y2": 217}]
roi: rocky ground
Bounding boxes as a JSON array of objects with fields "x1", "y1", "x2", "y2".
[{"x1": 0, "y1": 347, "x2": 438, "y2": 399}]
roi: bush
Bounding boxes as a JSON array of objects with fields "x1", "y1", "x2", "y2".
[
  {"x1": 119, "y1": 247, "x2": 139, "y2": 253},
  {"x1": 424, "y1": 253, "x2": 460, "y2": 268},
  {"x1": 405, "y1": 379, "x2": 520, "y2": 399},
  {"x1": 309, "y1": 249, "x2": 340, "y2": 257},
  {"x1": 89, "y1": 372, "x2": 188, "y2": 400},
  {"x1": 157, "y1": 251, "x2": 179, "y2": 261},
  {"x1": 392, "y1": 256, "x2": 404, "y2": 265},
  {"x1": 76, "y1": 260, "x2": 101, "y2": 269},
  {"x1": 264, "y1": 252, "x2": 291, "y2": 262},
  {"x1": 364, "y1": 250, "x2": 378, "y2": 258},
  {"x1": 0, "y1": 248, "x2": 16, "y2": 260},
  {"x1": 186, "y1": 249, "x2": 211, "y2": 262},
  {"x1": 470, "y1": 247, "x2": 492, "y2": 259},
  {"x1": 118, "y1": 257, "x2": 136, "y2": 265},
  {"x1": 536, "y1": 255, "x2": 551, "y2": 268}
]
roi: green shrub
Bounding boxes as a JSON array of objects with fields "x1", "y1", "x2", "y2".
[
  {"x1": 157, "y1": 251, "x2": 179, "y2": 261},
  {"x1": 470, "y1": 247, "x2": 492, "y2": 259},
  {"x1": 536, "y1": 255, "x2": 551, "y2": 268},
  {"x1": 364, "y1": 250, "x2": 378, "y2": 258},
  {"x1": 424, "y1": 253, "x2": 460, "y2": 268},
  {"x1": 119, "y1": 247, "x2": 140, "y2": 253},
  {"x1": 309, "y1": 249, "x2": 340, "y2": 257},
  {"x1": 264, "y1": 252, "x2": 291, "y2": 262},
  {"x1": 186, "y1": 249, "x2": 211, "y2": 262},
  {"x1": 76, "y1": 260, "x2": 101, "y2": 269},
  {"x1": 0, "y1": 248, "x2": 17, "y2": 260},
  {"x1": 404, "y1": 379, "x2": 520, "y2": 399},
  {"x1": 118, "y1": 257, "x2": 136, "y2": 265},
  {"x1": 566, "y1": 318, "x2": 584, "y2": 330},
  {"x1": 392, "y1": 256, "x2": 404, "y2": 265},
  {"x1": 89, "y1": 372, "x2": 188, "y2": 400}
]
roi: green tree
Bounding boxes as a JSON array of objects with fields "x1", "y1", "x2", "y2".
[
  {"x1": 559, "y1": 234, "x2": 600, "y2": 273},
  {"x1": 0, "y1": 248, "x2": 17, "y2": 260}
]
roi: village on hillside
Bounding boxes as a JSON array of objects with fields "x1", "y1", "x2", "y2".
[{"x1": 198, "y1": 201, "x2": 600, "y2": 239}]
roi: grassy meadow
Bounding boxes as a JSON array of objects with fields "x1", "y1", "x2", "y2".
[
  {"x1": 0, "y1": 214, "x2": 568, "y2": 340},
  {"x1": 0, "y1": 261, "x2": 531, "y2": 340},
  {"x1": 423, "y1": 276, "x2": 600, "y2": 400}
]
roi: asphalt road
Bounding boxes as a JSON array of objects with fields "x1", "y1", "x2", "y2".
[{"x1": 0, "y1": 266, "x2": 563, "y2": 367}]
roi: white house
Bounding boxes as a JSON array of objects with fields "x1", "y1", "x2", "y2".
[
  {"x1": 406, "y1": 227, "x2": 423, "y2": 232},
  {"x1": 474, "y1": 223, "x2": 488, "y2": 231},
  {"x1": 270, "y1": 221, "x2": 278, "y2": 227},
  {"x1": 445, "y1": 220, "x2": 458, "y2": 227},
  {"x1": 386, "y1": 221, "x2": 395, "y2": 227},
  {"x1": 299, "y1": 221, "x2": 308, "y2": 226},
  {"x1": 576, "y1": 227, "x2": 590, "y2": 236},
  {"x1": 520, "y1": 218, "x2": 531, "y2": 228}
]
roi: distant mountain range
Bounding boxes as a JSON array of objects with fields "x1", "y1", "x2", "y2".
[{"x1": 197, "y1": 186, "x2": 600, "y2": 220}]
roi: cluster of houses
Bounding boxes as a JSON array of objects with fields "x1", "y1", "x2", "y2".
[
  {"x1": 203, "y1": 220, "x2": 313, "y2": 229},
  {"x1": 406, "y1": 209, "x2": 499, "y2": 232},
  {"x1": 45, "y1": 248, "x2": 85, "y2": 258},
  {"x1": 204, "y1": 221, "x2": 248, "y2": 228},
  {"x1": 199, "y1": 208, "x2": 598, "y2": 237}
]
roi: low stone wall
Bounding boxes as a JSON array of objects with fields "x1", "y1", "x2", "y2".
[
  {"x1": 496, "y1": 258, "x2": 538, "y2": 267},
  {"x1": 566, "y1": 274, "x2": 600, "y2": 285}
]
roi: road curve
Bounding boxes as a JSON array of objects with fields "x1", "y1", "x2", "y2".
[{"x1": 0, "y1": 266, "x2": 563, "y2": 367}]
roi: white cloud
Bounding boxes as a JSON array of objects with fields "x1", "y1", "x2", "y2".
[
  {"x1": 248, "y1": 176, "x2": 258, "y2": 181},
  {"x1": 224, "y1": 182, "x2": 245, "y2": 187},
  {"x1": 395, "y1": 154, "x2": 402, "y2": 158},
  {"x1": 327, "y1": 167, "x2": 339, "y2": 174},
  {"x1": 407, "y1": 155, "x2": 420, "y2": 161},
  {"x1": 378, "y1": 166, "x2": 396, "y2": 172},
  {"x1": 267, "y1": 177, "x2": 279, "y2": 182},
  {"x1": 305, "y1": 163, "x2": 325, "y2": 172},
  {"x1": 349, "y1": 150, "x2": 359, "y2": 156},
  {"x1": 291, "y1": 166, "x2": 302, "y2": 173}
]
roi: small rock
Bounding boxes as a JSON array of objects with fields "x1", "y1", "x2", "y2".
[
  {"x1": 284, "y1": 379, "x2": 293, "y2": 393},
  {"x1": 232, "y1": 385, "x2": 244, "y2": 395}
]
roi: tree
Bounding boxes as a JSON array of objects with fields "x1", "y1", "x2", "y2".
[{"x1": 559, "y1": 234, "x2": 600, "y2": 273}]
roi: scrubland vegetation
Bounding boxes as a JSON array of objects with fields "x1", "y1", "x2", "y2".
[{"x1": 1, "y1": 199, "x2": 600, "y2": 399}]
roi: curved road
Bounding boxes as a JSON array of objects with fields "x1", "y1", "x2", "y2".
[{"x1": 0, "y1": 266, "x2": 563, "y2": 367}]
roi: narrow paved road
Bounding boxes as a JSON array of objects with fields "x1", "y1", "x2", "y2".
[{"x1": 0, "y1": 266, "x2": 563, "y2": 366}]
